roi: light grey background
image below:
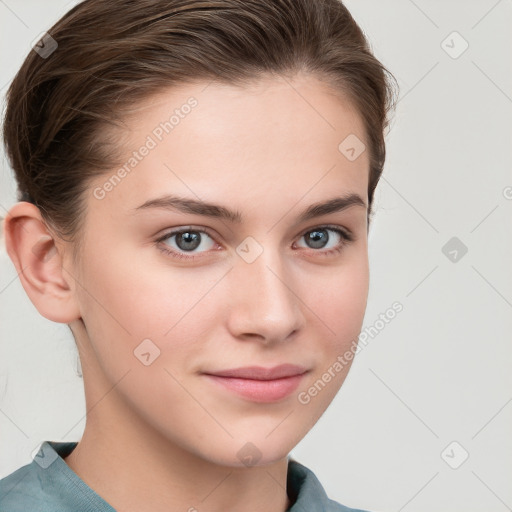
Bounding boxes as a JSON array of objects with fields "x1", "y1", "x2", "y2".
[{"x1": 1, "y1": 1, "x2": 511, "y2": 511}]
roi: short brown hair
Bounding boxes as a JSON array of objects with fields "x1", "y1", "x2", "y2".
[{"x1": 3, "y1": 0, "x2": 397, "y2": 246}]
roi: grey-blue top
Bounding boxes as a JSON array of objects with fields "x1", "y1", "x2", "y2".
[{"x1": 0, "y1": 441, "x2": 371, "y2": 512}]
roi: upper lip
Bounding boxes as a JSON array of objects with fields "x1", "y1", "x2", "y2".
[{"x1": 204, "y1": 364, "x2": 309, "y2": 380}]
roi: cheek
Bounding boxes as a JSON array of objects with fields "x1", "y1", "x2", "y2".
[
  {"x1": 75, "y1": 248, "x2": 225, "y2": 369},
  {"x1": 294, "y1": 257, "x2": 368, "y2": 410},
  {"x1": 304, "y1": 252, "x2": 369, "y2": 348}
]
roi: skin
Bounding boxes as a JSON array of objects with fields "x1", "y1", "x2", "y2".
[{"x1": 4, "y1": 72, "x2": 370, "y2": 512}]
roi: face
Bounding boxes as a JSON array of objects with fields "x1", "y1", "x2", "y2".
[{"x1": 67, "y1": 73, "x2": 370, "y2": 467}]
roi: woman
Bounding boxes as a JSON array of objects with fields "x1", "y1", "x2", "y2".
[{"x1": 0, "y1": 0, "x2": 396, "y2": 510}]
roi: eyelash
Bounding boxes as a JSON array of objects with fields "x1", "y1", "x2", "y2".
[{"x1": 155, "y1": 224, "x2": 354, "y2": 261}]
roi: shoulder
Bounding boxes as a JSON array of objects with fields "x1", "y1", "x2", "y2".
[
  {"x1": 287, "y1": 458, "x2": 373, "y2": 512},
  {"x1": 0, "y1": 441, "x2": 114, "y2": 512},
  {"x1": 0, "y1": 461, "x2": 48, "y2": 512}
]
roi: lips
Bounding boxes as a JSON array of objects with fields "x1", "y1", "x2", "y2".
[
  {"x1": 202, "y1": 364, "x2": 309, "y2": 402},
  {"x1": 205, "y1": 364, "x2": 308, "y2": 380}
]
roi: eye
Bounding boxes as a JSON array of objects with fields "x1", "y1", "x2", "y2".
[
  {"x1": 294, "y1": 226, "x2": 354, "y2": 256},
  {"x1": 156, "y1": 227, "x2": 218, "y2": 260},
  {"x1": 155, "y1": 224, "x2": 354, "y2": 261}
]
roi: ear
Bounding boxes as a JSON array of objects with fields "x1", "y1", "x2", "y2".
[{"x1": 3, "y1": 202, "x2": 81, "y2": 323}]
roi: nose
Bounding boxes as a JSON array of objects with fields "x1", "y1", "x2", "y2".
[{"x1": 226, "y1": 246, "x2": 306, "y2": 344}]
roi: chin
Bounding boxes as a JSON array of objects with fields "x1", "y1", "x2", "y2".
[{"x1": 190, "y1": 433, "x2": 298, "y2": 469}]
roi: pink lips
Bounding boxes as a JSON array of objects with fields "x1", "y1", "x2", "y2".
[{"x1": 203, "y1": 364, "x2": 309, "y2": 402}]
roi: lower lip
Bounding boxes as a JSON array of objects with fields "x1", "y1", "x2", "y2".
[{"x1": 204, "y1": 373, "x2": 307, "y2": 402}]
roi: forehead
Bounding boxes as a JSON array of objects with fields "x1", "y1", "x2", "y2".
[{"x1": 87, "y1": 73, "x2": 369, "y2": 222}]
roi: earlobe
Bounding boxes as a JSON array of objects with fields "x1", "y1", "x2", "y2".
[{"x1": 3, "y1": 202, "x2": 81, "y2": 323}]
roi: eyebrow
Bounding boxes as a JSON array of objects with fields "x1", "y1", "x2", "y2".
[{"x1": 133, "y1": 193, "x2": 367, "y2": 224}]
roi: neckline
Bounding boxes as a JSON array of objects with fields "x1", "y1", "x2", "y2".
[{"x1": 37, "y1": 440, "x2": 327, "y2": 511}]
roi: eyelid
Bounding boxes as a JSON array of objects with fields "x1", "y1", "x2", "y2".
[
  {"x1": 155, "y1": 224, "x2": 354, "y2": 245},
  {"x1": 154, "y1": 226, "x2": 219, "y2": 248},
  {"x1": 296, "y1": 223, "x2": 354, "y2": 242}
]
